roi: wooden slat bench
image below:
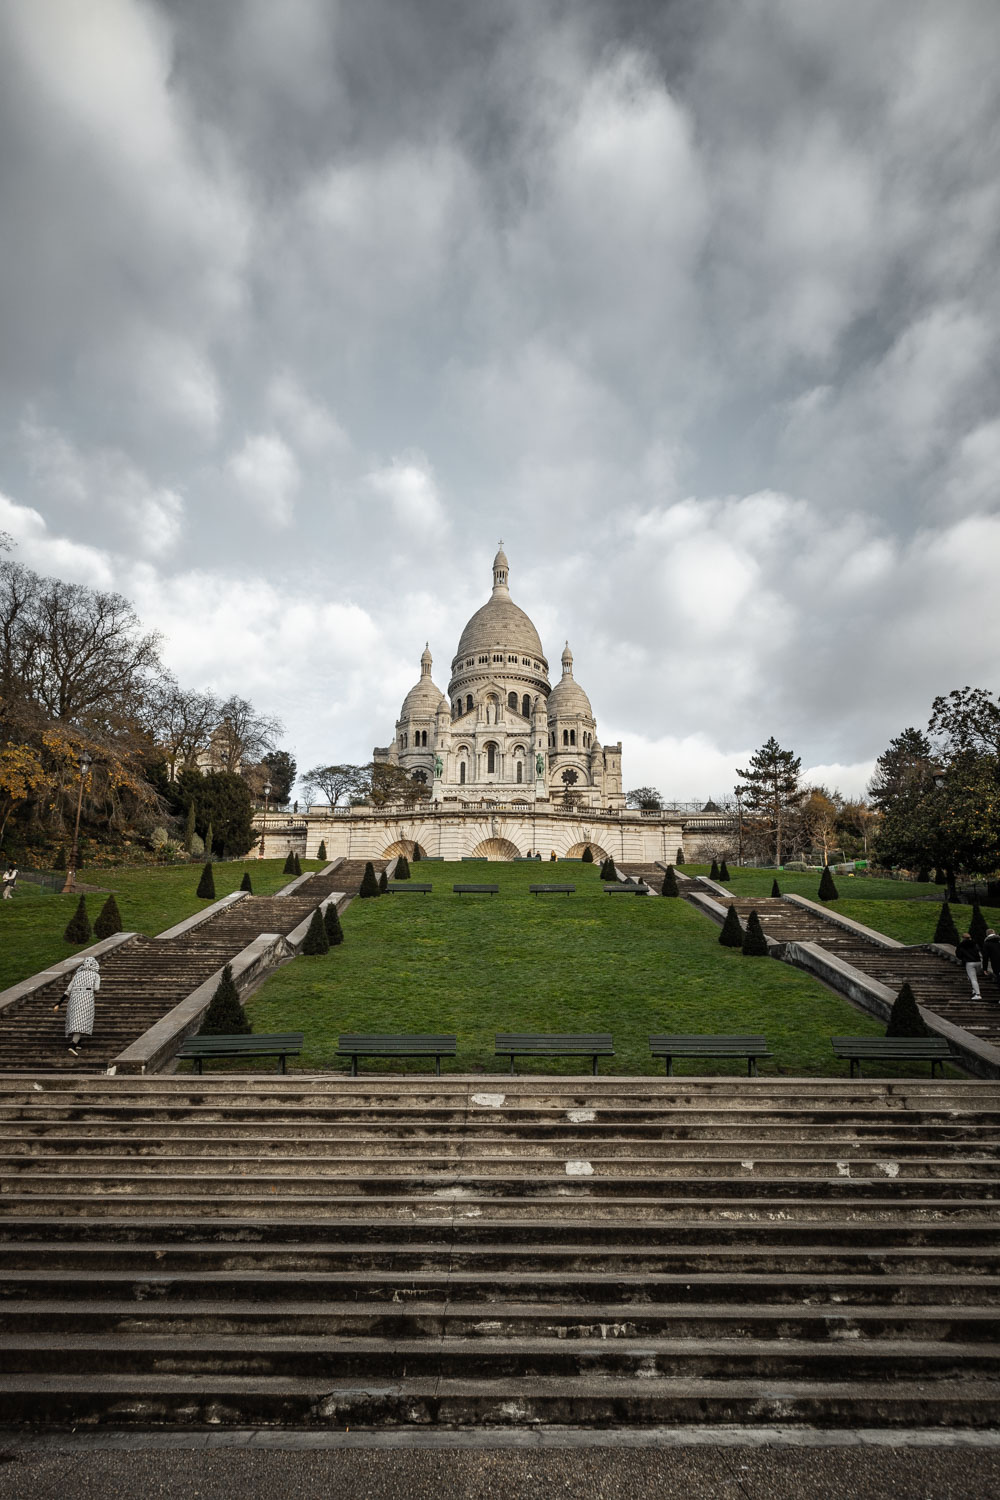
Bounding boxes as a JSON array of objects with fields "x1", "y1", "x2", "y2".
[
  {"x1": 495, "y1": 1032, "x2": 614, "y2": 1075},
  {"x1": 529, "y1": 884, "x2": 575, "y2": 895},
  {"x1": 605, "y1": 883, "x2": 647, "y2": 895},
  {"x1": 387, "y1": 882, "x2": 432, "y2": 893},
  {"x1": 336, "y1": 1033, "x2": 457, "y2": 1076},
  {"x1": 649, "y1": 1034, "x2": 773, "y2": 1076},
  {"x1": 453, "y1": 884, "x2": 499, "y2": 895},
  {"x1": 831, "y1": 1036, "x2": 954, "y2": 1078},
  {"x1": 177, "y1": 1033, "x2": 304, "y2": 1074}
]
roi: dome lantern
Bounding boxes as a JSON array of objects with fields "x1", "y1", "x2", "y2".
[{"x1": 492, "y1": 543, "x2": 510, "y2": 594}]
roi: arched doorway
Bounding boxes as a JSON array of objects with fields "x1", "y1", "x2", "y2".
[{"x1": 469, "y1": 837, "x2": 520, "y2": 861}]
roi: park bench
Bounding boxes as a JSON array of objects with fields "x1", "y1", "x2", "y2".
[
  {"x1": 649, "y1": 1034, "x2": 773, "y2": 1076},
  {"x1": 336, "y1": 1033, "x2": 457, "y2": 1076},
  {"x1": 831, "y1": 1036, "x2": 954, "y2": 1078},
  {"x1": 387, "y1": 882, "x2": 432, "y2": 893},
  {"x1": 605, "y1": 883, "x2": 647, "y2": 895},
  {"x1": 529, "y1": 884, "x2": 575, "y2": 895},
  {"x1": 495, "y1": 1032, "x2": 614, "y2": 1075},
  {"x1": 177, "y1": 1032, "x2": 304, "y2": 1074},
  {"x1": 453, "y1": 883, "x2": 499, "y2": 895}
]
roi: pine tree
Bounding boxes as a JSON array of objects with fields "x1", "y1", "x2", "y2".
[
  {"x1": 582, "y1": 846, "x2": 594, "y2": 863},
  {"x1": 204, "y1": 821, "x2": 214, "y2": 859},
  {"x1": 184, "y1": 802, "x2": 197, "y2": 853},
  {"x1": 324, "y1": 902, "x2": 345, "y2": 946},
  {"x1": 719, "y1": 860, "x2": 730, "y2": 882},
  {"x1": 196, "y1": 862, "x2": 216, "y2": 900},
  {"x1": 735, "y1": 736, "x2": 805, "y2": 866},
  {"x1": 283, "y1": 851, "x2": 296, "y2": 874},
  {"x1": 63, "y1": 896, "x2": 91, "y2": 944},
  {"x1": 293, "y1": 853, "x2": 302, "y2": 876},
  {"x1": 818, "y1": 866, "x2": 839, "y2": 901},
  {"x1": 379, "y1": 869, "x2": 388, "y2": 893},
  {"x1": 709, "y1": 859, "x2": 720, "y2": 881},
  {"x1": 301, "y1": 907, "x2": 330, "y2": 955},
  {"x1": 970, "y1": 900, "x2": 989, "y2": 947},
  {"x1": 676, "y1": 847, "x2": 685, "y2": 866},
  {"x1": 198, "y1": 963, "x2": 250, "y2": 1036},
  {"x1": 412, "y1": 845, "x2": 421, "y2": 862},
  {"x1": 771, "y1": 878, "x2": 781, "y2": 898},
  {"x1": 933, "y1": 901, "x2": 960, "y2": 946},
  {"x1": 661, "y1": 865, "x2": 679, "y2": 897},
  {"x1": 719, "y1": 903, "x2": 743, "y2": 948},
  {"x1": 359, "y1": 861, "x2": 380, "y2": 898},
  {"x1": 240, "y1": 872, "x2": 253, "y2": 893},
  {"x1": 886, "y1": 981, "x2": 929, "y2": 1038},
  {"x1": 317, "y1": 840, "x2": 327, "y2": 861},
  {"x1": 395, "y1": 855, "x2": 411, "y2": 880},
  {"x1": 742, "y1": 909, "x2": 769, "y2": 956},
  {"x1": 94, "y1": 894, "x2": 122, "y2": 940}
]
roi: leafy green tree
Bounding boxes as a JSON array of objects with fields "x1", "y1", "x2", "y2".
[
  {"x1": 735, "y1": 736, "x2": 805, "y2": 866},
  {"x1": 316, "y1": 840, "x2": 327, "y2": 861},
  {"x1": 661, "y1": 865, "x2": 678, "y2": 897},
  {"x1": 741, "y1": 909, "x2": 769, "y2": 956},
  {"x1": 625, "y1": 787, "x2": 663, "y2": 810},
  {"x1": 359, "y1": 861, "x2": 380, "y2": 898},
  {"x1": 63, "y1": 896, "x2": 91, "y2": 944},
  {"x1": 395, "y1": 855, "x2": 410, "y2": 880},
  {"x1": 818, "y1": 866, "x2": 839, "y2": 901},
  {"x1": 301, "y1": 907, "x2": 329, "y2": 955},
  {"x1": 261, "y1": 749, "x2": 297, "y2": 806},
  {"x1": 198, "y1": 963, "x2": 250, "y2": 1035},
  {"x1": 929, "y1": 686, "x2": 1000, "y2": 757},
  {"x1": 300, "y1": 763, "x2": 366, "y2": 808},
  {"x1": 885, "y1": 982, "x2": 929, "y2": 1038},
  {"x1": 189, "y1": 772, "x2": 254, "y2": 858},
  {"x1": 719, "y1": 904, "x2": 743, "y2": 948},
  {"x1": 94, "y1": 894, "x2": 122, "y2": 940},
  {"x1": 933, "y1": 902, "x2": 960, "y2": 946},
  {"x1": 239, "y1": 871, "x2": 253, "y2": 893},
  {"x1": 196, "y1": 862, "x2": 215, "y2": 900},
  {"x1": 324, "y1": 902, "x2": 344, "y2": 946},
  {"x1": 771, "y1": 878, "x2": 781, "y2": 897}
]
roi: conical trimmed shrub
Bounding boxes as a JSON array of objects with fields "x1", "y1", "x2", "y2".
[
  {"x1": 359, "y1": 861, "x2": 380, "y2": 898},
  {"x1": 198, "y1": 964, "x2": 250, "y2": 1036},
  {"x1": 719, "y1": 903, "x2": 743, "y2": 948},
  {"x1": 94, "y1": 894, "x2": 122, "y2": 940},
  {"x1": 317, "y1": 840, "x2": 327, "y2": 861},
  {"x1": 395, "y1": 855, "x2": 410, "y2": 880},
  {"x1": 64, "y1": 896, "x2": 91, "y2": 944},
  {"x1": 324, "y1": 902, "x2": 344, "y2": 946},
  {"x1": 196, "y1": 862, "x2": 215, "y2": 900},
  {"x1": 886, "y1": 981, "x2": 929, "y2": 1038},
  {"x1": 719, "y1": 860, "x2": 730, "y2": 882},
  {"x1": 283, "y1": 851, "x2": 296, "y2": 874},
  {"x1": 934, "y1": 901, "x2": 960, "y2": 947},
  {"x1": 661, "y1": 865, "x2": 679, "y2": 897},
  {"x1": 582, "y1": 846, "x2": 594, "y2": 863},
  {"x1": 709, "y1": 859, "x2": 720, "y2": 881},
  {"x1": 917, "y1": 866, "x2": 930, "y2": 884},
  {"x1": 412, "y1": 845, "x2": 421, "y2": 862},
  {"x1": 301, "y1": 907, "x2": 330, "y2": 955},
  {"x1": 934, "y1": 868, "x2": 946, "y2": 885},
  {"x1": 970, "y1": 900, "x2": 988, "y2": 947},
  {"x1": 379, "y1": 869, "x2": 388, "y2": 893},
  {"x1": 771, "y1": 878, "x2": 781, "y2": 898},
  {"x1": 818, "y1": 866, "x2": 839, "y2": 901},
  {"x1": 676, "y1": 847, "x2": 685, "y2": 866},
  {"x1": 742, "y1": 909, "x2": 769, "y2": 956},
  {"x1": 293, "y1": 853, "x2": 302, "y2": 876},
  {"x1": 240, "y1": 872, "x2": 253, "y2": 893}
]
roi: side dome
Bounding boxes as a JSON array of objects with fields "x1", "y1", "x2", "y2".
[
  {"x1": 454, "y1": 548, "x2": 546, "y2": 664},
  {"x1": 546, "y1": 641, "x2": 593, "y2": 719}
]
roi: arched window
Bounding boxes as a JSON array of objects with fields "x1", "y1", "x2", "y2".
[
  {"x1": 522, "y1": 694, "x2": 531, "y2": 717},
  {"x1": 459, "y1": 762, "x2": 466, "y2": 784},
  {"x1": 487, "y1": 744, "x2": 497, "y2": 773},
  {"x1": 508, "y1": 692, "x2": 518, "y2": 711},
  {"x1": 466, "y1": 695, "x2": 473, "y2": 713},
  {"x1": 563, "y1": 729, "x2": 569, "y2": 746},
  {"x1": 570, "y1": 729, "x2": 576, "y2": 746},
  {"x1": 516, "y1": 761, "x2": 523, "y2": 783}
]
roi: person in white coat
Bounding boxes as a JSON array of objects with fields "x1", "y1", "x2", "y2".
[{"x1": 55, "y1": 957, "x2": 101, "y2": 1054}]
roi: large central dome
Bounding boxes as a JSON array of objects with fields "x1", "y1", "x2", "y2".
[{"x1": 453, "y1": 547, "x2": 546, "y2": 666}]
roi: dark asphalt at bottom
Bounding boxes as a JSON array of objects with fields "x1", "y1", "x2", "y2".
[{"x1": 3, "y1": 1445, "x2": 1000, "y2": 1500}]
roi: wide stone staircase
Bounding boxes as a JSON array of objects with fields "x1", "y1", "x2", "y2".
[
  {"x1": 0, "y1": 866, "x2": 361, "y2": 1076},
  {"x1": 1, "y1": 1073, "x2": 999, "y2": 1431}
]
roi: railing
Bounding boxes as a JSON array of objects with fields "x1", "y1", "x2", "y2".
[{"x1": 268, "y1": 803, "x2": 735, "y2": 824}]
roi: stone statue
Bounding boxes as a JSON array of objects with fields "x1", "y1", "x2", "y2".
[
  {"x1": 535, "y1": 752, "x2": 544, "y2": 778},
  {"x1": 434, "y1": 754, "x2": 443, "y2": 779}
]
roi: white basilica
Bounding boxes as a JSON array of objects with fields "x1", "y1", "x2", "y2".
[{"x1": 374, "y1": 548, "x2": 624, "y2": 810}]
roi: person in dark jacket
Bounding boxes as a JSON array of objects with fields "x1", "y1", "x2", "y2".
[
  {"x1": 955, "y1": 933, "x2": 983, "y2": 1000},
  {"x1": 981, "y1": 929, "x2": 1000, "y2": 998}
]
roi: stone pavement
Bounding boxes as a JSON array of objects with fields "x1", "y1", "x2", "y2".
[{"x1": 3, "y1": 1434, "x2": 1000, "y2": 1500}]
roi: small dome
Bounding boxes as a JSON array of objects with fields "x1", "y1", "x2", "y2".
[
  {"x1": 493, "y1": 545, "x2": 509, "y2": 572},
  {"x1": 547, "y1": 640, "x2": 593, "y2": 720},
  {"x1": 400, "y1": 645, "x2": 444, "y2": 717}
]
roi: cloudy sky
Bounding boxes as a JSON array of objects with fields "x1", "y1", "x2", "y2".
[{"x1": 2, "y1": 0, "x2": 999, "y2": 801}]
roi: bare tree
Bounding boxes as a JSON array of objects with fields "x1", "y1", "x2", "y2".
[
  {"x1": 215, "y1": 696, "x2": 283, "y2": 776},
  {"x1": 150, "y1": 677, "x2": 221, "y2": 779}
]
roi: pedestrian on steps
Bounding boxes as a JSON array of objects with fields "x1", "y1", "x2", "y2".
[
  {"x1": 955, "y1": 933, "x2": 983, "y2": 1001},
  {"x1": 981, "y1": 929, "x2": 1000, "y2": 999},
  {"x1": 54, "y1": 956, "x2": 101, "y2": 1055}
]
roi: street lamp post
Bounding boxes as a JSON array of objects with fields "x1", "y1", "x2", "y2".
[
  {"x1": 259, "y1": 782, "x2": 271, "y2": 857},
  {"x1": 735, "y1": 788, "x2": 744, "y2": 868},
  {"x1": 62, "y1": 750, "x2": 92, "y2": 894}
]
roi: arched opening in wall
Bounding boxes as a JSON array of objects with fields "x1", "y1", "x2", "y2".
[
  {"x1": 466, "y1": 695, "x2": 473, "y2": 713},
  {"x1": 469, "y1": 837, "x2": 520, "y2": 861},
  {"x1": 562, "y1": 730, "x2": 568, "y2": 746},
  {"x1": 382, "y1": 839, "x2": 426, "y2": 859},
  {"x1": 566, "y1": 841, "x2": 610, "y2": 861},
  {"x1": 507, "y1": 692, "x2": 518, "y2": 712},
  {"x1": 522, "y1": 694, "x2": 531, "y2": 717},
  {"x1": 516, "y1": 762, "x2": 523, "y2": 783},
  {"x1": 570, "y1": 729, "x2": 576, "y2": 745},
  {"x1": 486, "y1": 742, "x2": 498, "y2": 774},
  {"x1": 459, "y1": 761, "x2": 466, "y2": 783}
]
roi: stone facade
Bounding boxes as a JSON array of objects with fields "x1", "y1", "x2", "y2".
[{"x1": 373, "y1": 548, "x2": 624, "y2": 811}]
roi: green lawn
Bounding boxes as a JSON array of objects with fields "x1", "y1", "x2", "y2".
[
  {"x1": 0, "y1": 860, "x2": 321, "y2": 993},
  {"x1": 245, "y1": 859, "x2": 909, "y2": 1077}
]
